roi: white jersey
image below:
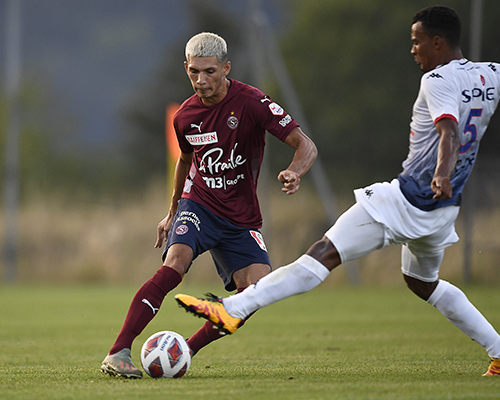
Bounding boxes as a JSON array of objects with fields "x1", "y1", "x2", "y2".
[{"x1": 398, "y1": 59, "x2": 500, "y2": 211}]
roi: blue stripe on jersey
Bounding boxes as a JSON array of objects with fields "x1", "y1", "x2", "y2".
[{"x1": 398, "y1": 174, "x2": 462, "y2": 211}]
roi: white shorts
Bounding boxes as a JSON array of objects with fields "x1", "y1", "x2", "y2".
[{"x1": 325, "y1": 179, "x2": 460, "y2": 282}]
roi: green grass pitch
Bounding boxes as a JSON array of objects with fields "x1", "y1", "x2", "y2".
[{"x1": 1, "y1": 283, "x2": 499, "y2": 399}]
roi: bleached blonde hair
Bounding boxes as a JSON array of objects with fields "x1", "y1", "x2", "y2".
[{"x1": 185, "y1": 32, "x2": 228, "y2": 63}]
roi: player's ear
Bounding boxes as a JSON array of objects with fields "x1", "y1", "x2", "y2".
[
  {"x1": 433, "y1": 35, "x2": 444, "y2": 50},
  {"x1": 223, "y1": 61, "x2": 231, "y2": 77}
]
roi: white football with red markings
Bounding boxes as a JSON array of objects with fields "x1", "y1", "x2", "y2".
[{"x1": 140, "y1": 331, "x2": 191, "y2": 378}]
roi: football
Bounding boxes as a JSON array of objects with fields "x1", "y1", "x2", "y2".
[{"x1": 140, "y1": 331, "x2": 191, "y2": 378}]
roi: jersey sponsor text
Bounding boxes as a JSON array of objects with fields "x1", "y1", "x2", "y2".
[
  {"x1": 186, "y1": 132, "x2": 218, "y2": 145},
  {"x1": 199, "y1": 143, "x2": 246, "y2": 175}
]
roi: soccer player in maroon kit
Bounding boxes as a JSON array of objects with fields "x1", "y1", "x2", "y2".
[{"x1": 101, "y1": 32, "x2": 317, "y2": 378}]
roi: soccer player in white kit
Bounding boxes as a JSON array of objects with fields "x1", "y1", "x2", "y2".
[{"x1": 175, "y1": 6, "x2": 500, "y2": 376}]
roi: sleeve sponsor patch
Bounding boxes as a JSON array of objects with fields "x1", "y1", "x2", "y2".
[{"x1": 268, "y1": 102, "x2": 284, "y2": 116}]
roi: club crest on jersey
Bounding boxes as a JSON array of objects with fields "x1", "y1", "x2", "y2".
[
  {"x1": 227, "y1": 115, "x2": 238, "y2": 130},
  {"x1": 268, "y1": 102, "x2": 284, "y2": 116},
  {"x1": 250, "y1": 231, "x2": 267, "y2": 252},
  {"x1": 186, "y1": 132, "x2": 218, "y2": 145}
]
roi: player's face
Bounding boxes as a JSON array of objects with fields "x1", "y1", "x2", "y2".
[
  {"x1": 185, "y1": 56, "x2": 231, "y2": 105},
  {"x1": 411, "y1": 21, "x2": 439, "y2": 72}
]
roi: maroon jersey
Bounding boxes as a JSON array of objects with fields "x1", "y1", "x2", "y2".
[{"x1": 173, "y1": 79, "x2": 299, "y2": 228}]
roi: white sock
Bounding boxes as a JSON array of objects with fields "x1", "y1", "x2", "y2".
[
  {"x1": 224, "y1": 254, "x2": 330, "y2": 319},
  {"x1": 428, "y1": 280, "x2": 500, "y2": 359}
]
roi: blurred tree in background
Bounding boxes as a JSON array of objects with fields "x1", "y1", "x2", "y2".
[{"x1": 0, "y1": 75, "x2": 142, "y2": 200}]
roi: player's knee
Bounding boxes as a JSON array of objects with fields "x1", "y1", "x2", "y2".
[
  {"x1": 233, "y1": 263, "x2": 271, "y2": 289},
  {"x1": 403, "y1": 274, "x2": 438, "y2": 301},
  {"x1": 306, "y1": 236, "x2": 341, "y2": 271}
]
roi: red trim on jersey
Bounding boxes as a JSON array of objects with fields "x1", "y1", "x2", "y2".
[{"x1": 434, "y1": 114, "x2": 457, "y2": 124}]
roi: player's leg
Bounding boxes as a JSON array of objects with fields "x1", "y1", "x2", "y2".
[
  {"x1": 230, "y1": 262, "x2": 271, "y2": 323},
  {"x1": 186, "y1": 225, "x2": 271, "y2": 354},
  {"x1": 102, "y1": 199, "x2": 212, "y2": 378},
  {"x1": 222, "y1": 203, "x2": 386, "y2": 319},
  {"x1": 232, "y1": 263, "x2": 272, "y2": 287},
  {"x1": 176, "y1": 203, "x2": 387, "y2": 331},
  {"x1": 401, "y1": 245, "x2": 500, "y2": 375},
  {"x1": 186, "y1": 264, "x2": 270, "y2": 355},
  {"x1": 101, "y1": 244, "x2": 190, "y2": 378},
  {"x1": 108, "y1": 244, "x2": 191, "y2": 355}
]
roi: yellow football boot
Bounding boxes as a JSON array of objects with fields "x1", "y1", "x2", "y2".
[
  {"x1": 483, "y1": 358, "x2": 500, "y2": 376},
  {"x1": 175, "y1": 293, "x2": 243, "y2": 335}
]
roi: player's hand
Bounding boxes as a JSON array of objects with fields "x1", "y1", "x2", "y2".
[
  {"x1": 277, "y1": 170, "x2": 301, "y2": 195},
  {"x1": 431, "y1": 176, "x2": 452, "y2": 200},
  {"x1": 154, "y1": 215, "x2": 173, "y2": 248}
]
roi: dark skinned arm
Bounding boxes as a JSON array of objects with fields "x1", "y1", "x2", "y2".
[{"x1": 431, "y1": 118, "x2": 460, "y2": 200}]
